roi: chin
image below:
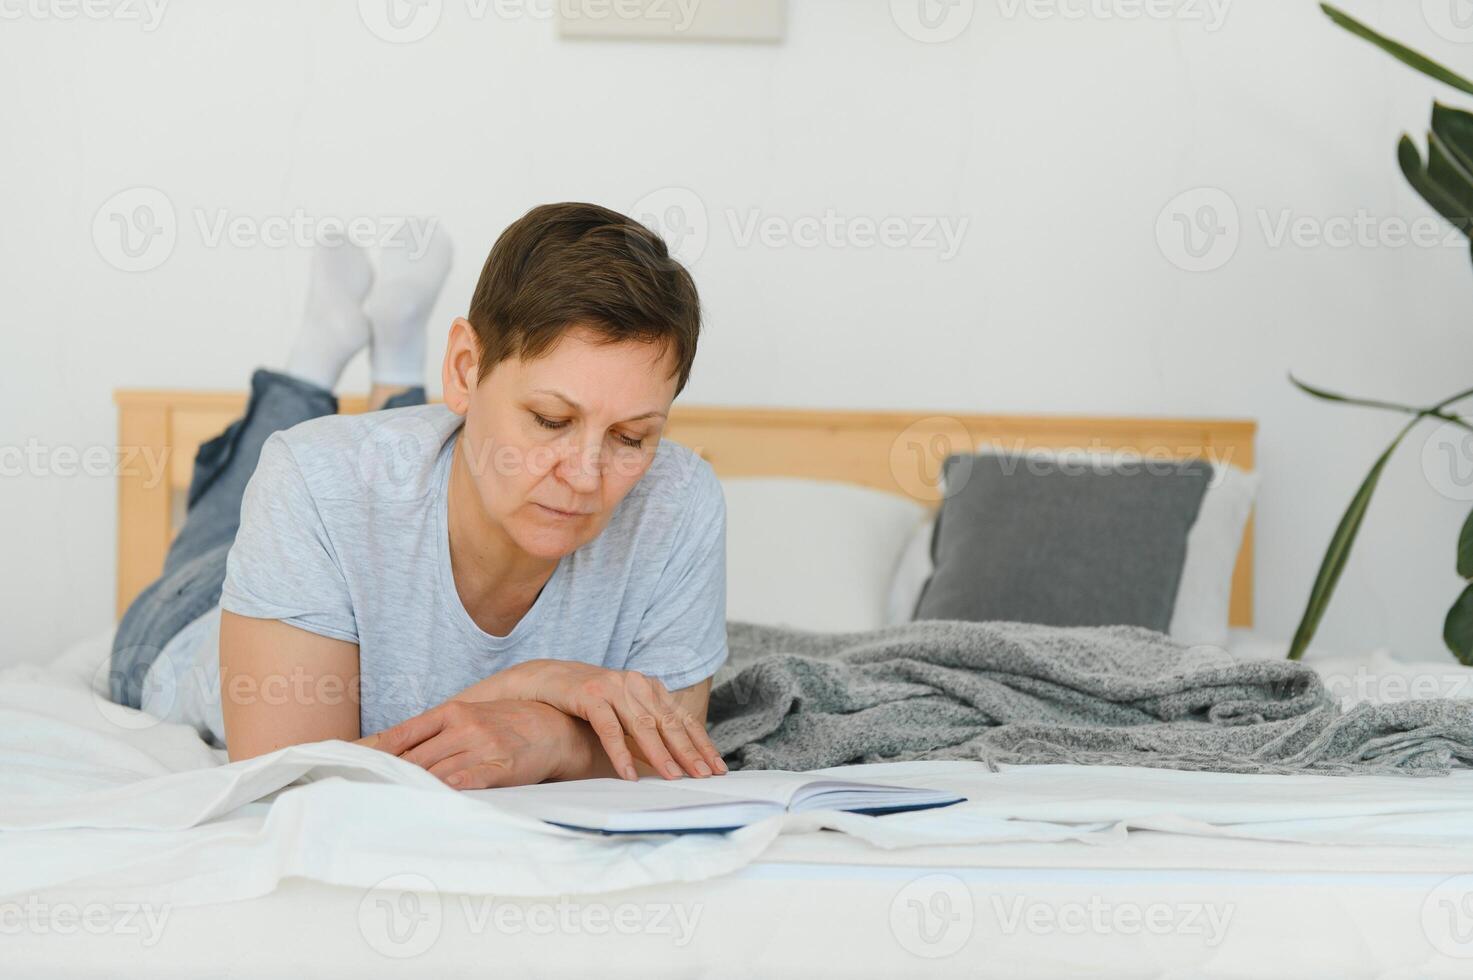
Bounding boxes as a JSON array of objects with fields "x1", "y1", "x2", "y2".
[{"x1": 513, "y1": 521, "x2": 585, "y2": 559}]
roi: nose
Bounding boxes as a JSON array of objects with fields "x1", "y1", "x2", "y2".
[{"x1": 554, "y1": 433, "x2": 602, "y2": 496}]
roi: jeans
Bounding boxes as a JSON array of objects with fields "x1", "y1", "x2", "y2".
[{"x1": 109, "y1": 368, "x2": 426, "y2": 708}]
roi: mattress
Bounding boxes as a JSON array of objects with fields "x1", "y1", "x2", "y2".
[
  {"x1": 7, "y1": 832, "x2": 1473, "y2": 979},
  {"x1": 6, "y1": 629, "x2": 1473, "y2": 978}
]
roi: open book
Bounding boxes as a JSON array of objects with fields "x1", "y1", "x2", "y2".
[{"x1": 467, "y1": 770, "x2": 966, "y2": 834}]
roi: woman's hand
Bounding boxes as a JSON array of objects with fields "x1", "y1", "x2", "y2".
[
  {"x1": 476, "y1": 661, "x2": 726, "y2": 782},
  {"x1": 359, "y1": 699, "x2": 592, "y2": 789}
]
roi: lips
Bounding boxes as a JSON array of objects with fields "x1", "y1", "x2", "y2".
[{"x1": 536, "y1": 503, "x2": 590, "y2": 518}]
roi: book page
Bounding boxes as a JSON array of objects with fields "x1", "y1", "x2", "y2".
[
  {"x1": 695, "y1": 772, "x2": 964, "y2": 812},
  {"x1": 646, "y1": 770, "x2": 820, "y2": 807},
  {"x1": 467, "y1": 778, "x2": 782, "y2": 832},
  {"x1": 470, "y1": 778, "x2": 758, "y2": 815},
  {"x1": 556, "y1": 771, "x2": 954, "y2": 809},
  {"x1": 467, "y1": 773, "x2": 963, "y2": 831}
]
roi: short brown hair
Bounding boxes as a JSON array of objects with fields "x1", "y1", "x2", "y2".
[{"x1": 466, "y1": 202, "x2": 702, "y2": 396}]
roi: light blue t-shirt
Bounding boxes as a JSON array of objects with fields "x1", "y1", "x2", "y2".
[{"x1": 148, "y1": 403, "x2": 728, "y2": 745}]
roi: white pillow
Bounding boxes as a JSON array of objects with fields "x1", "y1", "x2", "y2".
[
  {"x1": 885, "y1": 518, "x2": 935, "y2": 626},
  {"x1": 883, "y1": 460, "x2": 1259, "y2": 649},
  {"x1": 1168, "y1": 461, "x2": 1259, "y2": 648},
  {"x1": 722, "y1": 477, "x2": 928, "y2": 633}
]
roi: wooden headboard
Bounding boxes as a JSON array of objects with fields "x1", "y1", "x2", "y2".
[{"x1": 114, "y1": 390, "x2": 1257, "y2": 625}]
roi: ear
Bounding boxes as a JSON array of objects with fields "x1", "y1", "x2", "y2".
[{"x1": 441, "y1": 318, "x2": 480, "y2": 416}]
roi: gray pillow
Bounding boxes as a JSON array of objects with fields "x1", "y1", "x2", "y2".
[{"x1": 912, "y1": 451, "x2": 1213, "y2": 631}]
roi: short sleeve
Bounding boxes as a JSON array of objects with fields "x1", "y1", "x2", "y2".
[
  {"x1": 623, "y1": 462, "x2": 728, "y2": 690},
  {"x1": 219, "y1": 434, "x2": 359, "y2": 644}
]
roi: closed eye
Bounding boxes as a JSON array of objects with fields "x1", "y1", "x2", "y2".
[{"x1": 533, "y1": 412, "x2": 645, "y2": 449}]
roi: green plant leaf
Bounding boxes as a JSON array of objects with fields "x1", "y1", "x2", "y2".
[
  {"x1": 1289, "y1": 374, "x2": 1470, "y2": 424},
  {"x1": 1322, "y1": 4, "x2": 1473, "y2": 95},
  {"x1": 1286, "y1": 375, "x2": 1432, "y2": 416},
  {"x1": 1460, "y1": 508, "x2": 1473, "y2": 579},
  {"x1": 1399, "y1": 135, "x2": 1473, "y2": 235},
  {"x1": 1432, "y1": 385, "x2": 1473, "y2": 414},
  {"x1": 1287, "y1": 422, "x2": 1418, "y2": 660},
  {"x1": 1289, "y1": 374, "x2": 1361, "y2": 404},
  {"x1": 1289, "y1": 376, "x2": 1473, "y2": 434},
  {"x1": 1428, "y1": 130, "x2": 1473, "y2": 220},
  {"x1": 1445, "y1": 584, "x2": 1473, "y2": 665},
  {"x1": 1433, "y1": 103, "x2": 1473, "y2": 176}
]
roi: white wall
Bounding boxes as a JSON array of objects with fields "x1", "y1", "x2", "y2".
[{"x1": 3, "y1": 0, "x2": 1471, "y2": 665}]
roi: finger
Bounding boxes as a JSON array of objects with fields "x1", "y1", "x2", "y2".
[
  {"x1": 586, "y1": 701, "x2": 640, "y2": 781},
  {"x1": 648, "y1": 686, "x2": 712, "y2": 778},
  {"x1": 426, "y1": 750, "x2": 476, "y2": 785},
  {"x1": 457, "y1": 761, "x2": 518, "y2": 789},
  {"x1": 401, "y1": 728, "x2": 472, "y2": 771},
  {"x1": 683, "y1": 714, "x2": 727, "y2": 775},
  {"x1": 353, "y1": 734, "x2": 379, "y2": 748},
  {"x1": 371, "y1": 707, "x2": 448, "y2": 757},
  {"x1": 620, "y1": 683, "x2": 683, "y2": 780},
  {"x1": 424, "y1": 751, "x2": 499, "y2": 788},
  {"x1": 430, "y1": 753, "x2": 517, "y2": 790}
]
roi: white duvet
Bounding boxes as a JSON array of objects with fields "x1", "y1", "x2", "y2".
[{"x1": 5, "y1": 630, "x2": 1473, "y2": 911}]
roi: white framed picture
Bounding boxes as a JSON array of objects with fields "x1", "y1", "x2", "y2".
[{"x1": 557, "y1": 0, "x2": 786, "y2": 42}]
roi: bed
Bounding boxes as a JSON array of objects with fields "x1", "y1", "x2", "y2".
[
  {"x1": 9, "y1": 393, "x2": 1473, "y2": 978},
  {"x1": 109, "y1": 391, "x2": 1257, "y2": 624}
]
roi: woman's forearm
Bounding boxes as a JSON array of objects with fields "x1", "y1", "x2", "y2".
[
  {"x1": 421, "y1": 669, "x2": 660, "y2": 781},
  {"x1": 453, "y1": 670, "x2": 522, "y2": 704},
  {"x1": 453, "y1": 661, "x2": 722, "y2": 781}
]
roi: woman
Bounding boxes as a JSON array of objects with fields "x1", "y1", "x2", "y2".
[{"x1": 110, "y1": 203, "x2": 730, "y2": 789}]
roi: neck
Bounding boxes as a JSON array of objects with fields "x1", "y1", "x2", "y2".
[{"x1": 446, "y1": 435, "x2": 559, "y2": 608}]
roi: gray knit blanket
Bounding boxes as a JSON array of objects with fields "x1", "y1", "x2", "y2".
[{"x1": 706, "y1": 620, "x2": 1473, "y2": 775}]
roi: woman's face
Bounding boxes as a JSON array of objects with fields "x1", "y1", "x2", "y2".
[{"x1": 446, "y1": 321, "x2": 679, "y2": 560}]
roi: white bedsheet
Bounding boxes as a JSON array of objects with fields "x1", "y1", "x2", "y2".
[
  {"x1": 8, "y1": 630, "x2": 1473, "y2": 978},
  {"x1": 6, "y1": 629, "x2": 1473, "y2": 915}
]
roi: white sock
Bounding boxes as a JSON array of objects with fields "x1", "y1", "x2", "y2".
[
  {"x1": 285, "y1": 243, "x2": 374, "y2": 391},
  {"x1": 364, "y1": 221, "x2": 453, "y2": 387}
]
